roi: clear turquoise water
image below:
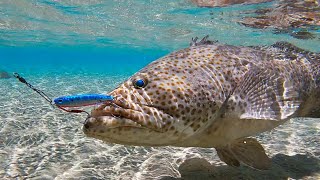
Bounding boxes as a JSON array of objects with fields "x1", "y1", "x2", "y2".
[{"x1": 0, "y1": 0, "x2": 319, "y2": 179}]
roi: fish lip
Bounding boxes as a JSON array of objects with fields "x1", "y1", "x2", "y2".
[
  {"x1": 87, "y1": 97, "x2": 168, "y2": 132},
  {"x1": 85, "y1": 95, "x2": 173, "y2": 133},
  {"x1": 90, "y1": 106, "x2": 146, "y2": 128},
  {"x1": 83, "y1": 115, "x2": 144, "y2": 131}
]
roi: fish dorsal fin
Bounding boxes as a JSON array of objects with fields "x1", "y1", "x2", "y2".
[
  {"x1": 272, "y1": 41, "x2": 310, "y2": 56},
  {"x1": 272, "y1": 42, "x2": 320, "y2": 63},
  {"x1": 190, "y1": 35, "x2": 218, "y2": 46},
  {"x1": 252, "y1": 42, "x2": 320, "y2": 64},
  {"x1": 232, "y1": 65, "x2": 301, "y2": 121}
]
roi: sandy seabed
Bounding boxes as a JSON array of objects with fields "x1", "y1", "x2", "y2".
[{"x1": 0, "y1": 74, "x2": 319, "y2": 180}]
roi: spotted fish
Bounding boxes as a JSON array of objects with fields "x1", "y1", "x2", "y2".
[{"x1": 83, "y1": 36, "x2": 320, "y2": 170}]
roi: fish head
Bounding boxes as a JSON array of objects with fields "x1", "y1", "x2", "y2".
[{"x1": 83, "y1": 48, "x2": 222, "y2": 146}]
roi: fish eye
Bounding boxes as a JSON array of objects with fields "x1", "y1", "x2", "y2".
[
  {"x1": 58, "y1": 99, "x2": 63, "y2": 103},
  {"x1": 133, "y1": 79, "x2": 147, "y2": 89}
]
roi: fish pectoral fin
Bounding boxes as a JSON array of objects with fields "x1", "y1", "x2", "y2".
[
  {"x1": 233, "y1": 65, "x2": 301, "y2": 121},
  {"x1": 216, "y1": 147, "x2": 240, "y2": 167},
  {"x1": 233, "y1": 138, "x2": 271, "y2": 170},
  {"x1": 216, "y1": 138, "x2": 271, "y2": 170}
]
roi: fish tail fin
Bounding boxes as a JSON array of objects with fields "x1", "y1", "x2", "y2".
[{"x1": 216, "y1": 138, "x2": 271, "y2": 170}]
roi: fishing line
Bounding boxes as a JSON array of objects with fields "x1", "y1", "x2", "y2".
[
  {"x1": 13, "y1": 72, "x2": 52, "y2": 104},
  {"x1": 13, "y1": 72, "x2": 90, "y2": 116}
]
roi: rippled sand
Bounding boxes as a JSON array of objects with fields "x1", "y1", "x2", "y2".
[{"x1": 0, "y1": 75, "x2": 319, "y2": 179}]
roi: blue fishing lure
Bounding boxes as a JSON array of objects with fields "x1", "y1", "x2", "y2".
[
  {"x1": 53, "y1": 94, "x2": 114, "y2": 107},
  {"x1": 13, "y1": 72, "x2": 112, "y2": 114}
]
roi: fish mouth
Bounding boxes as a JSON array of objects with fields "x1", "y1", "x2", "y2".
[{"x1": 83, "y1": 96, "x2": 171, "y2": 132}]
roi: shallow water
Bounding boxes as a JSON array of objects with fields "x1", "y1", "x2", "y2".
[{"x1": 0, "y1": 0, "x2": 319, "y2": 179}]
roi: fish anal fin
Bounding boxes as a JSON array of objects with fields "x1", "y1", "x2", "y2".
[
  {"x1": 216, "y1": 148, "x2": 240, "y2": 167},
  {"x1": 230, "y1": 138, "x2": 271, "y2": 170}
]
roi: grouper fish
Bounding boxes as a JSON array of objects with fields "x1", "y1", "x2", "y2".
[{"x1": 83, "y1": 36, "x2": 320, "y2": 170}]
